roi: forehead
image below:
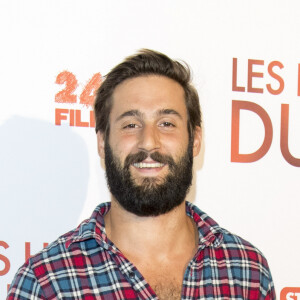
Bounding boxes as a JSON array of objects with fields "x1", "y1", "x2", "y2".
[{"x1": 110, "y1": 75, "x2": 187, "y2": 120}]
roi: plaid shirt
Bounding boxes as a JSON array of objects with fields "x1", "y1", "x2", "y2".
[{"x1": 8, "y1": 202, "x2": 275, "y2": 299}]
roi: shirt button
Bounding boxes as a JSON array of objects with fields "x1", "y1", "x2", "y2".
[{"x1": 129, "y1": 272, "x2": 135, "y2": 279}]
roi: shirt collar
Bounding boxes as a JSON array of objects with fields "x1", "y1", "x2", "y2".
[
  {"x1": 65, "y1": 202, "x2": 111, "y2": 250},
  {"x1": 66, "y1": 201, "x2": 224, "y2": 251},
  {"x1": 186, "y1": 201, "x2": 223, "y2": 249}
]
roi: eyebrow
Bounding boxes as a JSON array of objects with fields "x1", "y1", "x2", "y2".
[
  {"x1": 115, "y1": 108, "x2": 183, "y2": 122},
  {"x1": 156, "y1": 109, "x2": 183, "y2": 119},
  {"x1": 116, "y1": 110, "x2": 142, "y2": 122}
]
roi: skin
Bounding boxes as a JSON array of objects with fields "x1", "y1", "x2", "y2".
[{"x1": 97, "y1": 75, "x2": 202, "y2": 297}]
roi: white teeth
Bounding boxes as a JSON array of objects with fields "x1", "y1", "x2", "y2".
[{"x1": 133, "y1": 162, "x2": 164, "y2": 168}]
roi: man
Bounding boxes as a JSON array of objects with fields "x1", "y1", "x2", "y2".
[{"x1": 8, "y1": 50, "x2": 276, "y2": 299}]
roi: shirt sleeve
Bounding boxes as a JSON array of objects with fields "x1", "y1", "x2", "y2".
[
  {"x1": 265, "y1": 283, "x2": 276, "y2": 300},
  {"x1": 264, "y1": 269, "x2": 276, "y2": 300},
  {"x1": 7, "y1": 262, "x2": 46, "y2": 300}
]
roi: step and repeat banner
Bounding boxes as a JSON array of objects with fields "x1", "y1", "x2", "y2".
[{"x1": 0, "y1": 1, "x2": 299, "y2": 298}]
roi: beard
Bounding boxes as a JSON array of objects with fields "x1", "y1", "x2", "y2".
[{"x1": 104, "y1": 139, "x2": 194, "y2": 217}]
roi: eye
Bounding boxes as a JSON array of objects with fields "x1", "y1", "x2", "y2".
[
  {"x1": 123, "y1": 123, "x2": 139, "y2": 129},
  {"x1": 160, "y1": 121, "x2": 175, "y2": 127}
]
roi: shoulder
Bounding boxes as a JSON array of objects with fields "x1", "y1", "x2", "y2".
[
  {"x1": 187, "y1": 202, "x2": 271, "y2": 273},
  {"x1": 7, "y1": 203, "x2": 109, "y2": 299},
  {"x1": 220, "y1": 228, "x2": 270, "y2": 271},
  {"x1": 7, "y1": 260, "x2": 46, "y2": 299},
  {"x1": 215, "y1": 228, "x2": 275, "y2": 296},
  {"x1": 7, "y1": 227, "x2": 76, "y2": 299},
  {"x1": 23, "y1": 211, "x2": 104, "y2": 272},
  {"x1": 221, "y1": 228, "x2": 268, "y2": 267},
  {"x1": 188, "y1": 202, "x2": 275, "y2": 297}
]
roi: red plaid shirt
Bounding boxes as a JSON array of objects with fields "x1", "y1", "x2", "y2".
[{"x1": 8, "y1": 202, "x2": 276, "y2": 299}]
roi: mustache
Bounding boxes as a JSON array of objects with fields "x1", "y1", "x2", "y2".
[{"x1": 124, "y1": 151, "x2": 175, "y2": 169}]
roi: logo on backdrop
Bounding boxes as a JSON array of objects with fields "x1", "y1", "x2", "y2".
[
  {"x1": 231, "y1": 58, "x2": 300, "y2": 167},
  {"x1": 54, "y1": 71, "x2": 102, "y2": 128},
  {"x1": 280, "y1": 287, "x2": 300, "y2": 300}
]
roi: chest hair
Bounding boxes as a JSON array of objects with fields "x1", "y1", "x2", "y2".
[{"x1": 152, "y1": 278, "x2": 182, "y2": 300}]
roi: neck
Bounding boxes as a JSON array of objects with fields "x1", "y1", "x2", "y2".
[{"x1": 104, "y1": 199, "x2": 198, "y2": 260}]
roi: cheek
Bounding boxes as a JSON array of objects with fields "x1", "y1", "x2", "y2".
[
  {"x1": 119, "y1": 135, "x2": 138, "y2": 148},
  {"x1": 110, "y1": 134, "x2": 138, "y2": 160},
  {"x1": 160, "y1": 133, "x2": 189, "y2": 156}
]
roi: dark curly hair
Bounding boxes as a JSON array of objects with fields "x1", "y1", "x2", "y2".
[{"x1": 94, "y1": 49, "x2": 201, "y2": 138}]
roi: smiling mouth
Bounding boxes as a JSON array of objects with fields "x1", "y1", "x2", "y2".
[{"x1": 133, "y1": 162, "x2": 165, "y2": 169}]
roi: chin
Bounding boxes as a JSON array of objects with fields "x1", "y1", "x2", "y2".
[{"x1": 135, "y1": 176, "x2": 165, "y2": 188}]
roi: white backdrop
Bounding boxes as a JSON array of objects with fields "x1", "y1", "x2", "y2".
[{"x1": 1, "y1": 1, "x2": 299, "y2": 298}]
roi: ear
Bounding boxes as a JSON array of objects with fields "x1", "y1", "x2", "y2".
[
  {"x1": 97, "y1": 131, "x2": 105, "y2": 159},
  {"x1": 192, "y1": 126, "x2": 202, "y2": 157}
]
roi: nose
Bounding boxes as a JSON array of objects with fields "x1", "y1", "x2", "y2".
[{"x1": 137, "y1": 125, "x2": 160, "y2": 152}]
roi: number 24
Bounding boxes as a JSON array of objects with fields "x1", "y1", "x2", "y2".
[{"x1": 55, "y1": 71, "x2": 102, "y2": 106}]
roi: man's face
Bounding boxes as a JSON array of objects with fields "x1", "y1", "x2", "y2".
[{"x1": 97, "y1": 75, "x2": 201, "y2": 216}]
